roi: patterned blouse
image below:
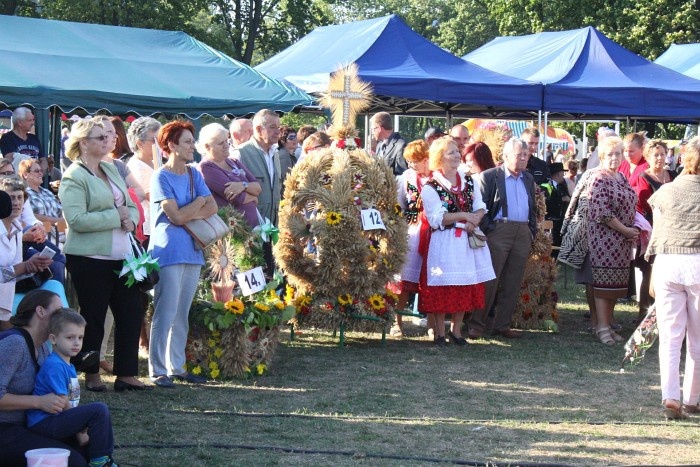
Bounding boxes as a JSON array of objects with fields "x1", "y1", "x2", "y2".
[
  {"x1": 26, "y1": 186, "x2": 62, "y2": 218},
  {"x1": 425, "y1": 175, "x2": 475, "y2": 221}
]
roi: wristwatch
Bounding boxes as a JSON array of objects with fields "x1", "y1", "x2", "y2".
[{"x1": 242, "y1": 181, "x2": 249, "y2": 191}]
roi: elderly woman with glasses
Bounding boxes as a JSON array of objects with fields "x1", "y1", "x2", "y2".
[
  {"x1": 197, "y1": 123, "x2": 261, "y2": 228},
  {"x1": 18, "y1": 159, "x2": 62, "y2": 225},
  {"x1": 59, "y1": 117, "x2": 150, "y2": 392}
]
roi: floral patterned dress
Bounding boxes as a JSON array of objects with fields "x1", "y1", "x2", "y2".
[
  {"x1": 418, "y1": 171, "x2": 495, "y2": 313},
  {"x1": 586, "y1": 169, "x2": 637, "y2": 296}
]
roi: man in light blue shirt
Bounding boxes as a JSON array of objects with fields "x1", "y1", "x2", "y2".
[{"x1": 468, "y1": 138, "x2": 536, "y2": 339}]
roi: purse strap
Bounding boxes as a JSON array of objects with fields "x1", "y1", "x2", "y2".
[{"x1": 187, "y1": 166, "x2": 195, "y2": 202}]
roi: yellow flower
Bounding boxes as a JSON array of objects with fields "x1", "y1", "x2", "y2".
[
  {"x1": 274, "y1": 301, "x2": 285, "y2": 310},
  {"x1": 326, "y1": 211, "x2": 342, "y2": 226},
  {"x1": 284, "y1": 284, "x2": 295, "y2": 305},
  {"x1": 338, "y1": 294, "x2": 353, "y2": 306},
  {"x1": 207, "y1": 339, "x2": 216, "y2": 348},
  {"x1": 214, "y1": 347, "x2": 223, "y2": 358},
  {"x1": 211, "y1": 330, "x2": 221, "y2": 338},
  {"x1": 385, "y1": 289, "x2": 399, "y2": 302},
  {"x1": 210, "y1": 368, "x2": 220, "y2": 379},
  {"x1": 297, "y1": 295, "x2": 312, "y2": 307},
  {"x1": 256, "y1": 363, "x2": 266, "y2": 375},
  {"x1": 225, "y1": 298, "x2": 245, "y2": 315},
  {"x1": 192, "y1": 365, "x2": 202, "y2": 375},
  {"x1": 368, "y1": 294, "x2": 385, "y2": 311},
  {"x1": 209, "y1": 361, "x2": 219, "y2": 370},
  {"x1": 254, "y1": 303, "x2": 270, "y2": 312}
]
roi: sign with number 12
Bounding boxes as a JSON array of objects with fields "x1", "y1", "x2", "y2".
[
  {"x1": 360, "y1": 208, "x2": 386, "y2": 231},
  {"x1": 236, "y1": 266, "x2": 266, "y2": 296}
]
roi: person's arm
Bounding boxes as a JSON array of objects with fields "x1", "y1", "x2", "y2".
[
  {"x1": 240, "y1": 161, "x2": 262, "y2": 196},
  {"x1": 199, "y1": 162, "x2": 230, "y2": 201},
  {"x1": 125, "y1": 173, "x2": 146, "y2": 202},
  {"x1": 421, "y1": 184, "x2": 470, "y2": 229},
  {"x1": 160, "y1": 196, "x2": 217, "y2": 225}
]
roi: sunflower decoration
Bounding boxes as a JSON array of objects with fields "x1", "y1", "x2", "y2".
[
  {"x1": 274, "y1": 64, "x2": 407, "y2": 333},
  {"x1": 207, "y1": 238, "x2": 237, "y2": 302}
]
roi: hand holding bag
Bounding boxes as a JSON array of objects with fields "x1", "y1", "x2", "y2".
[
  {"x1": 183, "y1": 166, "x2": 229, "y2": 250},
  {"x1": 467, "y1": 227, "x2": 487, "y2": 249},
  {"x1": 124, "y1": 233, "x2": 160, "y2": 292}
]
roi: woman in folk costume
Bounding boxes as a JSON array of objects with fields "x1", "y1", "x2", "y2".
[{"x1": 418, "y1": 137, "x2": 495, "y2": 346}]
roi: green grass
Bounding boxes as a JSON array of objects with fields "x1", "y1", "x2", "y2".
[{"x1": 88, "y1": 268, "x2": 700, "y2": 466}]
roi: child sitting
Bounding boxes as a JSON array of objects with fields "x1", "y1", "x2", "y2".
[{"x1": 27, "y1": 308, "x2": 118, "y2": 467}]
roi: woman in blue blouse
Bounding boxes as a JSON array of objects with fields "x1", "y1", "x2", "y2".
[{"x1": 148, "y1": 121, "x2": 217, "y2": 388}]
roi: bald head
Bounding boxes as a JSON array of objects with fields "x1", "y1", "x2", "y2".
[
  {"x1": 450, "y1": 124, "x2": 470, "y2": 154},
  {"x1": 229, "y1": 118, "x2": 253, "y2": 147}
]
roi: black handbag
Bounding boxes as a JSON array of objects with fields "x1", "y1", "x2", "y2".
[{"x1": 15, "y1": 268, "x2": 53, "y2": 293}]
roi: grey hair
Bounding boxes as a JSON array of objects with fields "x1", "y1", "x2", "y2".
[
  {"x1": 127, "y1": 117, "x2": 161, "y2": 152},
  {"x1": 504, "y1": 137, "x2": 527, "y2": 157},
  {"x1": 252, "y1": 109, "x2": 278, "y2": 130},
  {"x1": 11, "y1": 107, "x2": 32, "y2": 127},
  {"x1": 195, "y1": 123, "x2": 228, "y2": 155},
  {"x1": 229, "y1": 118, "x2": 251, "y2": 134}
]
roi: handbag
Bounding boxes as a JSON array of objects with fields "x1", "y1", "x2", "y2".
[
  {"x1": 467, "y1": 227, "x2": 487, "y2": 249},
  {"x1": 15, "y1": 268, "x2": 53, "y2": 293},
  {"x1": 183, "y1": 167, "x2": 229, "y2": 250},
  {"x1": 127, "y1": 233, "x2": 159, "y2": 292}
]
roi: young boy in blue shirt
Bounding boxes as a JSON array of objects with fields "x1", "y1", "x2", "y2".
[{"x1": 27, "y1": 308, "x2": 118, "y2": 467}]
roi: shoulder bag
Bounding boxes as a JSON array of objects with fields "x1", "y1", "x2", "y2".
[{"x1": 183, "y1": 166, "x2": 229, "y2": 250}]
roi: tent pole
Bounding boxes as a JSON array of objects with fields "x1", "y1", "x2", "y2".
[
  {"x1": 394, "y1": 115, "x2": 400, "y2": 133},
  {"x1": 582, "y1": 122, "x2": 588, "y2": 161},
  {"x1": 543, "y1": 111, "x2": 548, "y2": 160},
  {"x1": 445, "y1": 110, "x2": 452, "y2": 129}
]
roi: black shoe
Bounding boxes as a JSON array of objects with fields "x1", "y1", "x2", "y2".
[
  {"x1": 73, "y1": 351, "x2": 100, "y2": 373},
  {"x1": 434, "y1": 336, "x2": 448, "y2": 347},
  {"x1": 114, "y1": 379, "x2": 154, "y2": 392},
  {"x1": 448, "y1": 331, "x2": 468, "y2": 346},
  {"x1": 170, "y1": 372, "x2": 208, "y2": 384},
  {"x1": 153, "y1": 375, "x2": 176, "y2": 388}
]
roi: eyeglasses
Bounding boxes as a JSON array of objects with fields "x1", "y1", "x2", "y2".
[
  {"x1": 30, "y1": 169, "x2": 44, "y2": 174},
  {"x1": 85, "y1": 135, "x2": 109, "y2": 141}
]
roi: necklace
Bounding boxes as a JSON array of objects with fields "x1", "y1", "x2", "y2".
[{"x1": 648, "y1": 170, "x2": 668, "y2": 184}]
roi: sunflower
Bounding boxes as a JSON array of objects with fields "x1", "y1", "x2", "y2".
[
  {"x1": 214, "y1": 347, "x2": 223, "y2": 358},
  {"x1": 225, "y1": 298, "x2": 245, "y2": 315},
  {"x1": 385, "y1": 289, "x2": 399, "y2": 303},
  {"x1": 394, "y1": 203, "x2": 403, "y2": 216},
  {"x1": 338, "y1": 293, "x2": 353, "y2": 306},
  {"x1": 284, "y1": 284, "x2": 296, "y2": 305},
  {"x1": 254, "y1": 303, "x2": 270, "y2": 312},
  {"x1": 274, "y1": 301, "x2": 285, "y2": 310},
  {"x1": 368, "y1": 294, "x2": 386, "y2": 311},
  {"x1": 326, "y1": 211, "x2": 342, "y2": 226}
]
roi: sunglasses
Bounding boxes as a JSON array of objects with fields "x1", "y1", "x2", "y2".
[
  {"x1": 286, "y1": 134, "x2": 297, "y2": 141},
  {"x1": 0, "y1": 170, "x2": 15, "y2": 176},
  {"x1": 85, "y1": 135, "x2": 110, "y2": 141}
]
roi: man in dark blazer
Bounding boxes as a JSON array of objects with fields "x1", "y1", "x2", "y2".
[
  {"x1": 370, "y1": 112, "x2": 407, "y2": 176},
  {"x1": 468, "y1": 137, "x2": 537, "y2": 339}
]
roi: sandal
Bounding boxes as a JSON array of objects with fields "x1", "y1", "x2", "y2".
[
  {"x1": 596, "y1": 326, "x2": 616, "y2": 345},
  {"x1": 610, "y1": 329, "x2": 625, "y2": 343},
  {"x1": 663, "y1": 400, "x2": 688, "y2": 420},
  {"x1": 683, "y1": 403, "x2": 700, "y2": 414}
]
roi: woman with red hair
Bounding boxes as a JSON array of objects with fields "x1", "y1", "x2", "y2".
[
  {"x1": 148, "y1": 121, "x2": 218, "y2": 388},
  {"x1": 463, "y1": 142, "x2": 496, "y2": 174}
]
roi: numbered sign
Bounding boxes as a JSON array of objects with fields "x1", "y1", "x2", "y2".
[
  {"x1": 360, "y1": 208, "x2": 386, "y2": 231},
  {"x1": 236, "y1": 267, "x2": 266, "y2": 296}
]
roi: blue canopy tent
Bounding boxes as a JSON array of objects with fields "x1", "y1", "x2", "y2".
[
  {"x1": 255, "y1": 15, "x2": 543, "y2": 117},
  {"x1": 463, "y1": 27, "x2": 700, "y2": 122},
  {"x1": 655, "y1": 44, "x2": 700, "y2": 80},
  {"x1": 0, "y1": 15, "x2": 313, "y2": 117}
]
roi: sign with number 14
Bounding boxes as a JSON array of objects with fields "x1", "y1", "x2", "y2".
[{"x1": 236, "y1": 266, "x2": 266, "y2": 296}]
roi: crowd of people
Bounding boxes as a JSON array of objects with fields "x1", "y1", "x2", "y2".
[{"x1": 1, "y1": 105, "x2": 699, "y2": 464}]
